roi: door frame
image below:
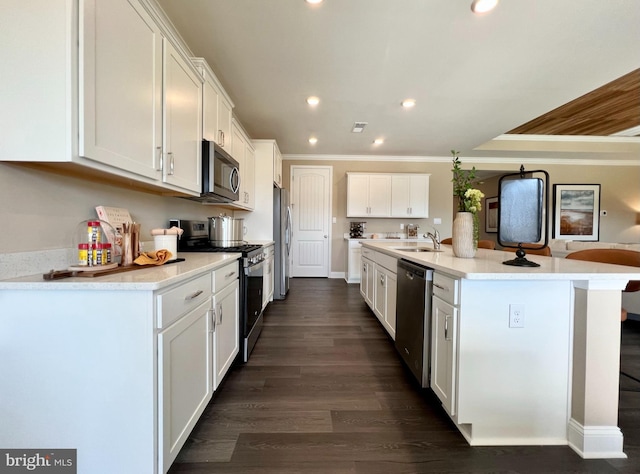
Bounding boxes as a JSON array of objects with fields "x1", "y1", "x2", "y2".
[{"x1": 290, "y1": 165, "x2": 333, "y2": 278}]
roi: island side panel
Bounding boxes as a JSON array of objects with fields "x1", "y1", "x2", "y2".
[
  {"x1": 455, "y1": 279, "x2": 572, "y2": 445},
  {"x1": 0, "y1": 289, "x2": 157, "y2": 474},
  {"x1": 568, "y1": 280, "x2": 627, "y2": 459}
]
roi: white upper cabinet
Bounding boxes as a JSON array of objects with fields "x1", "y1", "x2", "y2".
[
  {"x1": 194, "y1": 58, "x2": 234, "y2": 149},
  {"x1": 347, "y1": 172, "x2": 429, "y2": 218},
  {"x1": 391, "y1": 174, "x2": 430, "y2": 218},
  {"x1": 231, "y1": 119, "x2": 254, "y2": 210},
  {"x1": 162, "y1": 39, "x2": 202, "y2": 193},
  {"x1": 80, "y1": 0, "x2": 163, "y2": 180},
  {"x1": 347, "y1": 173, "x2": 392, "y2": 217},
  {"x1": 1, "y1": 0, "x2": 203, "y2": 196}
]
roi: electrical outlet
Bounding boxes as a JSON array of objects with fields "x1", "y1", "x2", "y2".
[
  {"x1": 509, "y1": 304, "x2": 525, "y2": 328},
  {"x1": 400, "y1": 223, "x2": 404, "y2": 230}
]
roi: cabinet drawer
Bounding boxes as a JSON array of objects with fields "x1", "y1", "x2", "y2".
[
  {"x1": 212, "y1": 261, "x2": 240, "y2": 293},
  {"x1": 375, "y1": 251, "x2": 397, "y2": 274},
  {"x1": 433, "y1": 272, "x2": 459, "y2": 306},
  {"x1": 157, "y1": 273, "x2": 212, "y2": 328},
  {"x1": 362, "y1": 247, "x2": 374, "y2": 259}
]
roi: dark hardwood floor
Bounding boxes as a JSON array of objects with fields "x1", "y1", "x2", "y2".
[{"x1": 169, "y1": 278, "x2": 640, "y2": 473}]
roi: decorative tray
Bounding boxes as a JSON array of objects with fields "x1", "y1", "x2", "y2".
[{"x1": 43, "y1": 258, "x2": 185, "y2": 280}]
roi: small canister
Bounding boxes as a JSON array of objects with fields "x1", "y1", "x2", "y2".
[
  {"x1": 91, "y1": 243, "x2": 102, "y2": 266},
  {"x1": 78, "y1": 243, "x2": 89, "y2": 266},
  {"x1": 87, "y1": 221, "x2": 101, "y2": 245},
  {"x1": 103, "y1": 243, "x2": 112, "y2": 264}
]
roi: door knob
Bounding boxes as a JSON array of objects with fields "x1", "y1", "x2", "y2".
[{"x1": 324, "y1": 235, "x2": 328, "y2": 238}]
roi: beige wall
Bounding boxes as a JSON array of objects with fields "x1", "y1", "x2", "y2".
[
  {"x1": 0, "y1": 163, "x2": 232, "y2": 254},
  {"x1": 284, "y1": 159, "x2": 640, "y2": 274}
]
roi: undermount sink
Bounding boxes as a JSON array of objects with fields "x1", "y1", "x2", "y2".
[{"x1": 393, "y1": 247, "x2": 444, "y2": 253}]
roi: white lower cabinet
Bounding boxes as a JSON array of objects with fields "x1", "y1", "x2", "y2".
[
  {"x1": 158, "y1": 299, "x2": 213, "y2": 471},
  {"x1": 346, "y1": 240, "x2": 362, "y2": 283},
  {"x1": 0, "y1": 258, "x2": 240, "y2": 474},
  {"x1": 431, "y1": 295, "x2": 458, "y2": 416},
  {"x1": 360, "y1": 254, "x2": 375, "y2": 309},
  {"x1": 430, "y1": 272, "x2": 460, "y2": 417},
  {"x1": 213, "y1": 278, "x2": 240, "y2": 390},
  {"x1": 263, "y1": 245, "x2": 275, "y2": 309},
  {"x1": 360, "y1": 248, "x2": 397, "y2": 339}
]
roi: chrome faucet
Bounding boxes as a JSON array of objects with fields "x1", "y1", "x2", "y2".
[{"x1": 424, "y1": 228, "x2": 441, "y2": 250}]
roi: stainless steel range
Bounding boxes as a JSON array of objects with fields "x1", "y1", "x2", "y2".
[{"x1": 169, "y1": 219, "x2": 265, "y2": 362}]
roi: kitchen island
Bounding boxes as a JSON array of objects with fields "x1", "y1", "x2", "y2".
[
  {"x1": 0, "y1": 253, "x2": 241, "y2": 474},
  {"x1": 361, "y1": 241, "x2": 640, "y2": 460}
]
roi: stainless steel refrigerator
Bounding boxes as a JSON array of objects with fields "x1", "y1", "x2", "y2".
[{"x1": 273, "y1": 187, "x2": 291, "y2": 299}]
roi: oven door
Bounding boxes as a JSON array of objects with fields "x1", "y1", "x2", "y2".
[{"x1": 244, "y1": 260, "x2": 265, "y2": 335}]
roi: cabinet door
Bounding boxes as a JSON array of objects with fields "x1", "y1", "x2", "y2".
[
  {"x1": 431, "y1": 295, "x2": 458, "y2": 416},
  {"x1": 384, "y1": 270, "x2": 397, "y2": 339},
  {"x1": 360, "y1": 257, "x2": 375, "y2": 309},
  {"x1": 232, "y1": 123, "x2": 246, "y2": 207},
  {"x1": 80, "y1": 0, "x2": 162, "y2": 180},
  {"x1": 347, "y1": 174, "x2": 370, "y2": 217},
  {"x1": 367, "y1": 175, "x2": 392, "y2": 216},
  {"x1": 158, "y1": 299, "x2": 213, "y2": 472},
  {"x1": 373, "y1": 266, "x2": 386, "y2": 325},
  {"x1": 347, "y1": 243, "x2": 362, "y2": 283},
  {"x1": 391, "y1": 175, "x2": 411, "y2": 217},
  {"x1": 373, "y1": 266, "x2": 397, "y2": 339},
  {"x1": 163, "y1": 39, "x2": 202, "y2": 194},
  {"x1": 218, "y1": 95, "x2": 233, "y2": 149},
  {"x1": 213, "y1": 280, "x2": 240, "y2": 390},
  {"x1": 408, "y1": 174, "x2": 429, "y2": 218},
  {"x1": 244, "y1": 142, "x2": 255, "y2": 209},
  {"x1": 202, "y1": 74, "x2": 220, "y2": 142}
]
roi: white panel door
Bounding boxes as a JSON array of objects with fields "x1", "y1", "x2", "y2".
[{"x1": 291, "y1": 166, "x2": 332, "y2": 277}]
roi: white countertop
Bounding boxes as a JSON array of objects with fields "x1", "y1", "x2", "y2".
[
  {"x1": 0, "y1": 253, "x2": 241, "y2": 291},
  {"x1": 362, "y1": 241, "x2": 640, "y2": 282}
]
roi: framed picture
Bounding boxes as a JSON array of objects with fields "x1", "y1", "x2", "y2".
[
  {"x1": 553, "y1": 184, "x2": 601, "y2": 241},
  {"x1": 485, "y1": 196, "x2": 498, "y2": 233}
]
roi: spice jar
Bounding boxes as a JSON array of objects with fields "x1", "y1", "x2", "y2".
[{"x1": 77, "y1": 243, "x2": 89, "y2": 266}]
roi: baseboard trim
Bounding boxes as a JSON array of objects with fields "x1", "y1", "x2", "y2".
[{"x1": 567, "y1": 418, "x2": 627, "y2": 459}]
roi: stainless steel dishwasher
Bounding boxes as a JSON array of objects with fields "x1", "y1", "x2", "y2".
[{"x1": 395, "y1": 259, "x2": 433, "y2": 388}]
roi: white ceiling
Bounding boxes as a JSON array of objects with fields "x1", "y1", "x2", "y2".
[{"x1": 155, "y1": 0, "x2": 640, "y2": 163}]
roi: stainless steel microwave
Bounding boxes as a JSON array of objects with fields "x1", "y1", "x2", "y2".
[{"x1": 199, "y1": 139, "x2": 240, "y2": 203}]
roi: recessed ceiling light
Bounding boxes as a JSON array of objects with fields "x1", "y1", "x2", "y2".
[
  {"x1": 373, "y1": 138, "x2": 384, "y2": 145},
  {"x1": 305, "y1": 0, "x2": 323, "y2": 4},
  {"x1": 471, "y1": 0, "x2": 499, "y2": 14},
  {"x1": 306, "y1": 96, "x2": 320, "y2": 106},
  {"x1": 402, "y1": 99, "x2": 416, "y2": 108},
  {"x1": 308, "y1": 137, "x2": 318, "y2": 144}
]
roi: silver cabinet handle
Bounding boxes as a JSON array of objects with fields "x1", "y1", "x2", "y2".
[
  {"x1": 217, "y1": 303, "x2": 223, "y2": 325},
  {"x1": 167, "y1": 152, "x2": 175, "y2": 175},
  {"x1": 185, "y1": 289, "x2": 203, "y2": 300},
  {"x1": 445, "y1": 314, "x2": 452, "y2": 341},
  {"x1": 210, "y1": 308, "x2": 216, "y2": 332},
  {"x1": 433, "y1": 283, "x2": 449, "y2": 292},
  {"x1": 219, "y1": 130, "x2": 225, "y2": 147},
  {"x1": 380, "y1": 275, "x2": 385, "y2": 286},
  {"x1": 225, "y1": 271, "x2": 237, "y2": 279},
  {"x1": 156, "y1": 146, "x2": 163, "y2": 171}
]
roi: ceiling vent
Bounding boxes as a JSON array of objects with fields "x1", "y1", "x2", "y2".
[{"x1": 351, "y1": 122, "x2": 368, "y2": 133}]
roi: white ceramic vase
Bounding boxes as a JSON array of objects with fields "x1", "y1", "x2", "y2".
[{"x1": 452, "y1": 212, "x2": 476, "y2": 258}]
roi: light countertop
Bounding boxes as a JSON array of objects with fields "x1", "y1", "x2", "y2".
[
  {"x1": 362, "y1": 241, "x2": 640, "y2": 283},
  {"x1": 0, "y1": 253, "x2": 241, "y2": 291}
]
